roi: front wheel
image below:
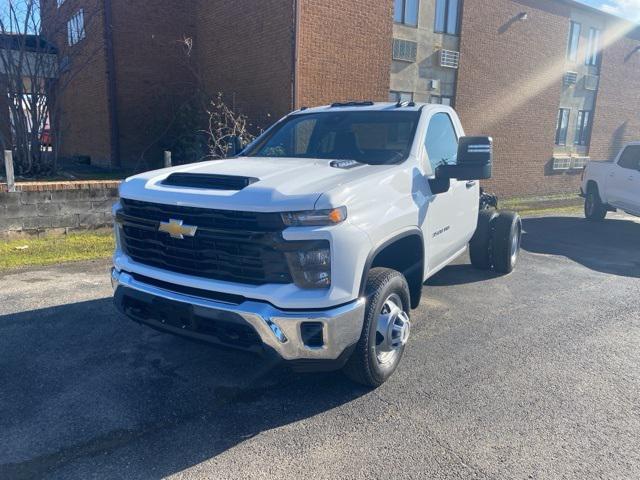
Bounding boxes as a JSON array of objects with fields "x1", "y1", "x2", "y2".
[{"x1": 343, "y1": 268, "x2": 411, "y2": 387}]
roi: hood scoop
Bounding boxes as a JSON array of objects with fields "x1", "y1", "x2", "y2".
[{"x1": 163, "y1": 173, "x2": 259, "y2": 191}]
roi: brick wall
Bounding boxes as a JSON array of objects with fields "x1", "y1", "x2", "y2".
[
  {"x1": 0, "y1": 180, "x2": 119, "y2": 238},
  {"x1": 296, "y1": 0, "x2": 393, "y2": 108},
  {"x1": 110, "y1": 0, "x2": 197, "y2": 169},
  {"x1": 456, "y1": 0, "x2": 576, "y2": 198},
  {"x1": 195, "y1": 0, "x2": 295, "y2": 129},
  {"x1": 44, "y1": 0, "x2": 113, "y2": 167},
  {"x1": 590, "y1": 27, "x2": 640, "y2": 161}
]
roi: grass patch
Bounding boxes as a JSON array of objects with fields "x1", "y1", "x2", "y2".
[
  {"x1": 501, "y1": 193, "x2": 580, "y2": 206},
  {"x1": 515, "y1": 205, "x2": 583, "y2": 218},
  {"x1": 500, "y1": 193, "x2": 583, "y2": 217},
  {"x1": 0, "y1": 231, "x2": 114, "y2": 271}
]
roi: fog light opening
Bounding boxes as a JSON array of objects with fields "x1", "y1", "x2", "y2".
[{"x1": 301, "y1": 322, "x2": 324, "y2": 348}]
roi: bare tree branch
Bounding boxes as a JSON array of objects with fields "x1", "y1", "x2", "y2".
[
  {"x1": 201, "y1": 92, "x2": 258, "y2": 160},
  {"x1": 0, "y1": 0, "x2": 104, "y2": 176}
]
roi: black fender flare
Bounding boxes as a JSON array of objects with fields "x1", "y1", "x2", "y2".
[{"x1": 358, "y1": 228, "x2": 425, "y2": 309}]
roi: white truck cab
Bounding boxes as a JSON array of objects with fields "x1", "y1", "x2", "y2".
[
  {"x1": 112, "y1": 101, "x2": 521, "y2": 386},
  {"x1": 582, "y1": 142, "x2": 640, "y2": 220}
]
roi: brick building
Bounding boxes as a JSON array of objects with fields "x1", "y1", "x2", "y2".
[{"x1": 40, "y1": 0, "x2": 640, "y2": 197}]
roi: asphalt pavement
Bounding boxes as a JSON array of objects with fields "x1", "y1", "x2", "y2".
[{"x1": 1, "y1": 212, "x2": 639, "y2": 479}]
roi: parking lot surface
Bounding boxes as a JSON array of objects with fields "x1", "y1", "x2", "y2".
[{"x1": 1, "y1": 213, "x2": 639, "y2": 479}]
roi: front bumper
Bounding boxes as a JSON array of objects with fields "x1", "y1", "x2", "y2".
[{"x1": 112, "y1": 269, "x2": 365, "y2": 363}]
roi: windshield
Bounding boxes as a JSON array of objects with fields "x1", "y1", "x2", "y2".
[{"x1": 244, "y1": 110, "x2": 420, "y2": 165}]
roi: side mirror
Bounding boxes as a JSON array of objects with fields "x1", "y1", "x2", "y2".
[
  {"x1": 428, "y1": 176, "x2": 451, "y2": 195},
  {"x1": 227, "y1": 135, "x2": 245, "y2": 157},
  {"x1": 438, "y1": 136, "x2": 493, "y2": 181}
]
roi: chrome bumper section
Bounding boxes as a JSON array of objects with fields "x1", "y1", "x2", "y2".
[{"x1": 111, "y1": 269, "x2": 365, "y2": 361}]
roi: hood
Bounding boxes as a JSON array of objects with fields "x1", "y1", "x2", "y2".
[{"x1": 119, "y1": 156, "x2": 385, "y2": 212}]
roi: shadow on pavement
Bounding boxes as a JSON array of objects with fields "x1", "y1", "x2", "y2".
[
  {"x1": 521, "y1": 216, "x2": 640, "y2": 278},
  {"x1": 426, "y1": 264, "x2": 500, "y2": 286},
  {"x1": 0, "y1": 299, "x2": 368, "y2": 479}
]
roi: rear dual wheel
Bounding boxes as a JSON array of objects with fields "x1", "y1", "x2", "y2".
[
  {"x1": 470, "y1": 209, "x2": 497, "y2": 269},
  {"x1": 470, "y1": 210, "x2": 522, "y2": 274},
  {"x1": 492, "y1": 212, "x2": 522, "y2": 274}
]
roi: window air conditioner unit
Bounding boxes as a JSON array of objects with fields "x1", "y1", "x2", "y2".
[
  {"x1": 552, "y1": 156, "x2": 572, "y2": 170},
  {"x1": 563, "y1": 72, "x2": 578, "y2": 86},
  {"x1": 584, "y1": 75, "x2": 599, "y2": 91},
  {"x1": 440, "y1": 49, "x2": 460, "y2": 69},
  {"x1": 571, "y1": 157, "x2": 589, "y2": 169},
  {"x1": 393, "y1": 39, "x2": 418, "y2": 62}
]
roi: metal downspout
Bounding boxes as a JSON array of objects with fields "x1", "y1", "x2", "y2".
[{"x1": 103, "y1": 0, "x2": 120, "y2": 167}]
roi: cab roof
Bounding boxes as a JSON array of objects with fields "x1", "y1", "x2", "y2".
[{"x1": 293, "y1": 101, "x2": 429, "y2": 115}]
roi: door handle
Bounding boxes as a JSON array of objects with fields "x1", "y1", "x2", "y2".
[
  {"x1": 466, "y1": 181, "x2": 476, "y2": 188},
  {"x1": 609, "y1": 173, "x2": 615, "y2": 177}
]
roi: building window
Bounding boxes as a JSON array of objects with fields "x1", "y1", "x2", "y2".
[
  {"x1": 434, "y1": 0, "x2": 460, "y2": 35},
  {"x1": 567, "y1": 21, "x2": 581, "y2": 62},
  {"x1": 575, "y1": 110, "x2": 592, "y2": 146},
  {"x1": 585, "y1": 27, "x2": 601, "y2": 66},
  {"x1": 430, "y1": 95, "x2": 453, "y2": 106},
  {"x1": 392, "y1": 39, "x2": 418, "y2": 62},
  {"x1": 67, "y1": 9, "x2": 85, "y2": 46},
  {"x1": 555, "y1": 108, "x2": 570, "y2": 146},
  {"x1": 390, "y1": 91, "x2": 414, "y2": 103},
  {"x1": 394, "y1": 0, "x2": 419, "y2": 27}
]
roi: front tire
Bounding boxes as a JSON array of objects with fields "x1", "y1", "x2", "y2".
[
  {"x1": 343, "y1": 268, "x2": 411, "y2": 388},
  {"x1": 585, "y1": 186, "x2": 607, "y2": 221}
]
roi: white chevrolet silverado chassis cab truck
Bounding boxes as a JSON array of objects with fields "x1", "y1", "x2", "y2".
[
  {"x1": 581, "y1": 142, "x2": 640, "y2": 220},
  {"x1": 112, "y1": 101, "x2": 522, "y2": 387}
]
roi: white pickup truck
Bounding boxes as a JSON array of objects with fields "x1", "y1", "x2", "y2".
[
  {"x1": 582, "y1": 142, "x2": 640, "y2": 220},
  {"x1": 111, "y1": 101, "x2": 521, "y2": 386}
]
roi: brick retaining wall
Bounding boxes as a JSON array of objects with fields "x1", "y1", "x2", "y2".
[{"x1": 0, "y1": 181, "x2": 120, "y2": 238}]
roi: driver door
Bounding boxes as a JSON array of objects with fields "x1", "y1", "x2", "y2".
[{"x1": 420, "y1": 112, "x2": 478, "y2": 273}]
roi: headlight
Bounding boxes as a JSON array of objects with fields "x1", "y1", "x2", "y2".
[
  {"x1": 281, "y1": 207, "x2": 347, "y2": 227},
  {"x1": 285, "y1": 241, "x2": 331, "y2": 289}
]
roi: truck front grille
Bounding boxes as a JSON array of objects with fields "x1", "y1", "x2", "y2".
[{"x1": 117, "y1": 199, "x2": 292, "y2": 285}]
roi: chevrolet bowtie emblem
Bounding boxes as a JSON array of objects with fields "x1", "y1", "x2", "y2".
[{"x1": 158, "y1": 219, "x2": 198, "y2": 239}]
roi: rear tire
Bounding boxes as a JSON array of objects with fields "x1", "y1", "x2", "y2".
[
  {"x1": 491, "y1": 211, "x2": 522, "y2": 274},
  {"x1": 470, "y1": 209, "x2": 498, "y2": 270},
  {"x1": 584, "y1": 186, "x2": 607, "y2": 221},
  {"x1": 343, "y1": 268, "x2": 411, "y2": 388}
]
